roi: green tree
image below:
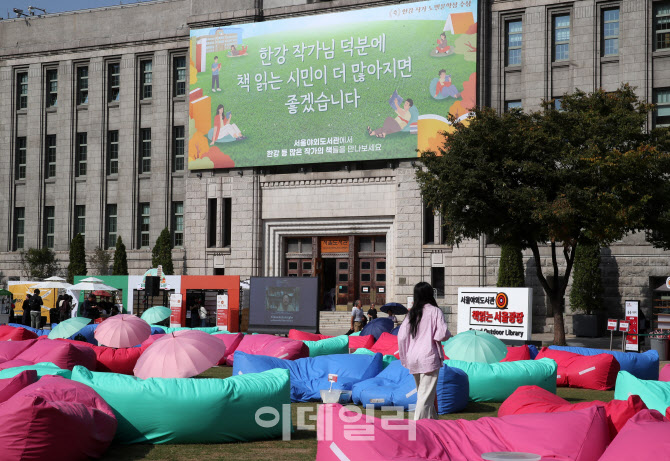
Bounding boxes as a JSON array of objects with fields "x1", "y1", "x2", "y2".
[
  {"x1": 497, "y1": 244, "x2": 525, "y2": 287},
  {"x1": 67, "y1": 233, "x2": 87, "y2": 283},
  {"x1": 89, "y1": 246, "x2": 112, "y2": 276},
  {"x1": 417, "y1": 84, "x2": 670, "y2": 345},
  {"x1": 20, "y1": 248, "x2": 60, "y2": 279},
  {"x1": 152, "y1": 227, "x2": 174, "y2": 275},
  {"x1": 569, "y1": 243, "x2": 604, "y2": 315},
  {"x1": 112, "y1": 236, "x2": 129, "y2": 275}
]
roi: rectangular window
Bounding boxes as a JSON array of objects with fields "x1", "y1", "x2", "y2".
[
  {"x1": 655, "y1": 89, "x2": 670, "y2": 128},
  {"x1": 16, "y1": 137, "x2": 27, "y2": 180},
  {"x1": 140, "y1": 128, "x2": 151, "y2": 173},
  {"x1": 423, "y1": 205, "x2": 435, "y2": 244},
  {"x1": 77, "y1": 66, "x2": 89, "y2": 105},
  {"x1": 108, "y1": 130, "x2": 119, "y2": 175},
  {"x1": 172, "y1": 201, "x2": 184, "y2": 247},
  {"x1": 17, "y1": 72, "x2": 28, "y2": 110},
  {"x1": 505, "y1": 100, "x2": 523, "y2": 111},
  {"x1": 602, "y1": 8, "x2": 620, "y2": 56},
  {"x1": 44, "y1": 206, "x2": 55, "y2": 249},
  {"x1": 75, "y1": 205, "x2": 86, "y2": 239},
  {"x1": 223, "y1": 197, "x2": 232, "y2": 247},
  {"x1": 105, "y1": 204, "x2": 117, "y2": 249},
  {"x1": 139, "y1": 203, "x2": 150, "y2": 248},
  {"x1": 14, "y1": 207, "x2": 25, "y2": 251},
  {"x1": 76, "y1": 132, "x2": 87, "y2": 177},
  {"x1": 554, "y1": 98, "x2": 563, "y2": 110},
  {"x1": 46, "y1": 69, "x2": 58, "y2": 108},
  {"x1": 173, "y1": 126, "x2": 185, "y2": 171},
  {"x1": 656, "y1": 2, "x2": 670, "y2": 51},
  {"x1": 207, "y1": 198, "x2": 217, "y2": 248},
  {"x1": 45, "y1": 134, "x2": 56, "y2": 179},
  {"x1": 553, "y1": 14, "x2": 571, "y2": 62},
  {"x1": 108, "y1": 62, "x2": 120, "y2": 102},
  {"x1": 140, "y1": 60, "x2": 152, "y2": 100},
  {"x1": 507, "y1": 20, "x2": 523, "y2": 66},
  {"x1": 431, "y1": 267, "x2": 445, "y2": 297},
  {"x1": 174, "y1": 56, "x2": 186, "y2": 97}
]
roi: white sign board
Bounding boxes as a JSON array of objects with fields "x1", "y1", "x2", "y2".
[
  {"x1": 169, "y1": 293, "x2": 183, "y2": 328},
  {"x1": 217, "y1": 294, "x2": 229, "y2": 311},
  {"x1": 624, "y1": 300, "x2": 639, "y2": 352},
  {"x1": 457, "y1": 287, "x2": 533, "y2": 341}
]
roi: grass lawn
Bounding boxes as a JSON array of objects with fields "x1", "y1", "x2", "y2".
[{"x1": 101, "y1": 365, "x2": 615, "y2": 461}]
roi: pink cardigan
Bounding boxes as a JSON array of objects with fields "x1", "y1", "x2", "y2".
[{"x1": 398, "y1": 304, "x2": 451, "y2": 374}]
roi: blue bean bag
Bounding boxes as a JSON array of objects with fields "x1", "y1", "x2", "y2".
[
  {"x1": 68, "y1": 323, "x2": 99, "y2": 345},
  {"x1": 8, "y1": 323, "x2": 49, "y2": 336},
  {"x1": 445, "y1": 358, "x2": 557, "y2": 402},
  {"x1": 390, "y1": 326, "x2": 400, "y2": 336},
  {"x1": 361, "y1": 318, "x2": 394, "y2": 340},
  {"x1": 549, "y1": 346, "x2": 658, "y2": 380},
  {"x1": 528, "y1": 344, "x2": 539, "y2": 360},
  {"x1": 352, "y1": 360, "x2": 469, "y2": 414},
  {"x1": 233, "y1": 351, "x2": 384, "y2": 402},
  {"x1": 352, "y1": 348, "x2": 398, "y2": 368}
]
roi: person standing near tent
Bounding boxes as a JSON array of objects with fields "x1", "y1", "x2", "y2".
[
  {"x1": 198, "y1": 302, "x2": 208, "y2": 327},
  {"x1": 29, "y1": 289, "x2": 43, "y2": 329},
  {"x1": 21, "y1": 294, "x2": 31, "y2": 326},
  {"x1": 398, "y1": 282, "x2": 451, "y2": 420}
]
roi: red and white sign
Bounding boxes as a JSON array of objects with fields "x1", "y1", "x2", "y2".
[
  {"x1": 328, "y1": 374, "x2": 338, "y2": 383},
  {"x1": 169, "y1": 293, "x2": 182, "y2": 327},
  {"x1": 216, "y1": 293, "x2": 229, "y2": 330},
  {"x1": 457, "y1": 287, "x2": 533, "y2": 341},
  {"x1": 607, "y1": 319, "x2": 618, "y2": 331},
  {"x1": 624, "y1": 300, "x2": 639, "y2": 352},
  {"x1": 619, "y1": 321, "x2": 630, "y2": 332}
]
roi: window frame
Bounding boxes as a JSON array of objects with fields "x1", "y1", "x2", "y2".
[
  {"x1": 16, "y1": 137, "x2": 27, "y2": 180},
  {"x1": 505, "y1": 100, "x2": 523, "y2": 111},
  {"x1": 105, "y1": 204, "x2": 118, "y2": 249},
  {"x1": 17, "y1": 71, "x2": 28, "y2": 110},
  {"x1": 139, "y1": 203, "x2": 151, "y2": 248},
  {"x1": 173, "y1": 55, "x2": 187, "y2": 97},
  {"x1": 173, "y1": 126, "x2": 185, "y2": 171},
  {"x1": 76, "y1": 132, "x2": 87, "y2": 177},
  {"x1": 140, "y1": 128, "x2": 151, "y2": 173},
  {"x1": 172, "y1": 201, "x2": 184, "y2": 247},
  {"x1": 108, "y1": 130, "x2": 119, "y2": 175},
  {"x1": 108, "y1": 62, "x2": 121, "y2": 103},
  {"x1": 506, "y1": 19, "x2": 523, "y2": 66},
  {"x1": 75, "y1": 205, "x2": 86, "y2": 239},
  {"x1": 553, "y1": 13, "x2": 571, "y2": 62},
  {"x1": 14, "y1": 207, "x2": 25, "y2": 251},
  {"x1": 601, "y1": 7, "x2": 620, "y2": 57},
  {"x1": 44, "y1": 206, "x2": 55, "y2": 249},
  {"x1": 77, "y1": 66, "x2": 89, "y2": 105},
  {"x1": 654, "y1": 88, "x2": 670, "y2": 128},
  {"x1": 45, "y1": 68, "x2": 58, "y2": 108},
  {"x1": 45, "y1": 134, "x2": 56, "y2": 179},
  {"x1": 140, "y1": 59, "x2": 153, "y2": 100},
  {"x1": 655, "y1": 2, "x2": 670, "y2": 51}
]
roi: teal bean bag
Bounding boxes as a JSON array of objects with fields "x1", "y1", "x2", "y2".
[
  {"x1": 70, "y1": 366, "x2": 291, "y2": 444},
  {"x1": 151, "y1": 326, "x2": 220, "y2": 335},
  {"x1": 614, "y1": 370, "x2": 670, "y2": 413},
  {"x1": 353, "y1": 348, "x2": 398, "y2": 368},
  {"x1": 305, "y1": 335, "x2": 349, "y2": 357},
  {"x1": 444, "y1": 358, "x2": 557, "y2": 402},
  {"x1": 0, "y1": 362, "x2": 72, "y2": 380}
]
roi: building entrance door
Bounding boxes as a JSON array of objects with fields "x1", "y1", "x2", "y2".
[
  {"x1": 335, "y1": 259, "x2": 349, "y2": 306},
  {"x1": 358, "y1": 257, "x2": 386, "y2": 306},
  {"x1": 322, "y1": 258, "x2": 336, "y2": 310}
]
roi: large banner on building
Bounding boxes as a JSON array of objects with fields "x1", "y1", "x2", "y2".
[{"x1": 188, "y1": 0, "x2": 478, "y2": 169}]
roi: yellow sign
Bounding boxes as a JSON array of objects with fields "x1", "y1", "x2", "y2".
[
  {"x1": 9, "y1": 282, "x2": 58, "y2": 322},
  {"x1": 321, "y1": 237, "x2": 349, "y2": 254}
]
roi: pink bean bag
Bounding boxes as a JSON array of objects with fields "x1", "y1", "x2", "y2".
[
  {"x1": 349, "y1": 335, "x2": 375, "y2": 351},
  {"x1": 500, "y1": 345, "x2": 531, "y2": 362},
  {"x1": 598, "y1": 410, "x2": 670, "y2": 461},
  {"x1": 316, "y1": 403, "x2": 609, "y2": 461},
  {"x1": 213, "y1": 333, "x2": 244, "y2": 365},
  {"x1": 498, "y1": 385, "x2": 647, "y2": 440},
  {"x1": 535, "y1": 347, "x2": 619, "y2": 390},
  {"x1": 13, "y1": 339, "x2": 97, "y2": 371},
  {"x1": 0, "y1": 339, "x2": 38, "y2": 362},
  {"x1": 0, "y1": 370, "x2": 38, "y2": 403},
  {"x1": 660, "y1": 363, "x2": 670, "y2": 382},
  {"x1": 225, "y1": 334, "x2": 309, "y2": 366},
  {"x1": 0, "y1": 325, "x2": 38, "y2": 341},
  {"x1": 288, "y1": 329, "x2": 334, "y2": 341},
  {"x1": 369, "y1": 332, "x2": 400, "y2": 358},
  {"x1": 0, "y1": 375, "x2": 117, "y2": 460}
]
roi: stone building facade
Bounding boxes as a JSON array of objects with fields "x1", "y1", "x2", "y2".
[{"x1": 0, "y1": 0, "x2": 669, "y2": 333}]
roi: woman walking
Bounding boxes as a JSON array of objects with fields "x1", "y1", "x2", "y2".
[{"x1": 398, "y1": 282, "x2": 451, "y2": 420}]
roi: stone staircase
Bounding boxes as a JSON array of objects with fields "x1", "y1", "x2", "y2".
[{"x1": 319, "y1": 311, "x2": 405, "y2": 335}]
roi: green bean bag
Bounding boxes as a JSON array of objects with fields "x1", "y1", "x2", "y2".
[
  {"x1": 304, "y1": 335, "x2": 349, "y2": 357},
  {"x1": 444, "y1": 358, "x2": 557, "y2": 402},
  {"x1": 614, "y1": 370, "x2": 670, "y2": 413},
  {"x1": 151, "y1": 326, "x2": 220, "y2": 335},
  {"x1": 353, "y1": 348, "x2": 398, "y2": 368},
  {"x1": 70, "y1": 366, "x2": 291, "y2": 444},
  {"x1": 0, "y1": 362, "x2": 72, "y2": 380}
]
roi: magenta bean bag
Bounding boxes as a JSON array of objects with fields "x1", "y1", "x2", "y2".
[
  {"x1": 535, "y1": 347, "x2": 620, "y2": 390},
  {"x1": 12, "y1": 339, "x2": 97, "y2": 371},
  {"x1": 349, "y1": 335, "x2": 375, "y2": 351},
  {"x1": 0, "y1": 339, "x2": 38, "y2": 362},
  {"x1": 660, "y1": 363, "x2": 670, "y2": 382},
  {"x1": 498, "y1": 385, "x2": 647, "y2": 440},
  {"x1": 288, "y1": 329, "x2": 334, "y2": 341},
  {"x1": 369, "y1": 332, "x2": 400, "y2": 358},
  {"x1": 0, "y1": 325, "x2": 38, "y2": 341},
  {"x1": 316, "y1": 403, "x2": 609, "y2": 461},
  {"x1": 0, "y1": 375, "x2": 117, "y2": 460},
  {"x1": 225, "y1": 334, "x2": 309, "y2": 366},
  {"x1": 599, "y1": 410, "x2": 670, "y2": 461},
  {"x1": 213, "y1": 333, "x2": 244, "y2": 365},
  {"x1": 0, "y1": 370, "x2": 38, "y2": 403},
  {"x1": 500, "y1": 345, "x2": 531, "y2": 362}
]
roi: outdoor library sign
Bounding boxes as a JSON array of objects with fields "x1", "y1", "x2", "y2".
[
  {"x1": 188, "y1": 0, "x2": 478, "y2": 169},
  {"x1": 457, "y1": 287, "x2": 533, "y2": 341}
]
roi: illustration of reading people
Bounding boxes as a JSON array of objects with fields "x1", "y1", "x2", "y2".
[
  {"x1": 434, "y1": 69, "x2": 460, "y2": 99},
  {"x1": 229, "y1": 45, "x2": 248, "y2": 57},
  {"x1": 210, "y1": 104, "x2": 246, "y2": 145},
  {"x1": 211, "y1": 56, "x2": 221, "y2": 92},
  {"x1": 435, "y1": 33, "x2": 451, "y2": 54},
  {"x1": 368, "y1": 98, "x2": 414, "y2": 138}
]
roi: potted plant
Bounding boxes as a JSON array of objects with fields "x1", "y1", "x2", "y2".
[
  {"x1": 569, "y1": 242, "x2": 606, "y2": 337},
  {"x1": 649, "y1": 330, "x2": 669, "y2": 361}
]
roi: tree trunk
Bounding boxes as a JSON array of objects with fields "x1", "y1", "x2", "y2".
[{"x1": 552, "y1": 297, "x2": 567, "y2": 346}]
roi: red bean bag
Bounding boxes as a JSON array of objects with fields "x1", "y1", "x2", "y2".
[
  {"x1": 369, "y1": 332, "x2": 400, "y2": 358},
  {"x1": 0, "y1": 370, "x2": 38, "y2": 403},
  {"x1": 535, "y1": 347, "x2": 619, "y2": 390},
  {"x1": 349, "y1": 335, "x2": 375, "y2": 351},
  {"x1": 58, "y1": 339, "x2": 150, "y2": 375},
  {"x1": 288, "y1": 329, "x2": 334, "y2": 341},
  {"x1": 660, "y1": 363, "x2": 670, "y2": 382},
  {"x1": 212, "y1": 333, "x2": 244, "y2": 365},
  {"x1": 13, "y1": 339, "x2": 97, "y2": 371},
  {"x1": 0, "y1": 375, "x2": 117, "y2": 460},
  {"x1": 498, "y1": 385, "x2": 647, "y2": 440},
  {"x1": 0, "y1": 325, "x2": 38, "y2": 341},
  {"x1": 225, "y1": 334, "x2": 309, "y2": 366},
  {"x1": 0, "y1": 339, "x2": 38, "y2": 363},
  {"x1": 316, "y1": 403, "x2": 609, "y2": 461},
  {"x1": 599, "y1": 410, "x2": 670, "y2": 461},
  {"x1": 500, "y1": 345, "x2": 531, "y2": 362}
]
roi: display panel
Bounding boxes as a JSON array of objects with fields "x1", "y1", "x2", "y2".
[{"x1": 249, "y1": 277, "x2": 319, "y2": 334}]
